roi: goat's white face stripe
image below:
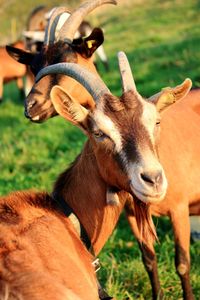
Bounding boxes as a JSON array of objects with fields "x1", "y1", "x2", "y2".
[
  {"x1": 93, "y1": 110, "x2": 123, "y2": 153},
  {"x1": 133, "y1": 94, "x2": 158, "y2": 144},
  {"x1": 140, "y1": 99, "x2": 157, "y2": 145}
]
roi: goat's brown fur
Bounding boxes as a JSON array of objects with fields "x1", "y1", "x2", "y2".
[{"x1": 0, "y1": 191, "x2": 98, "y2": 300}]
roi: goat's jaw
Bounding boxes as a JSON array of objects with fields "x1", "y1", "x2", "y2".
[{"x1": 130, "y1": 183, "x2": 167, "y2": 204}]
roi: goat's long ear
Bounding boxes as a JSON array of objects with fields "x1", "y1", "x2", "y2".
[
  {"x1": 72, "y1": 28, "x2": 104, "y2": 58},
  {"x1": 150, "y1": 78, "x2": 192, "y2": 112},
  {"x1": 6, "y1": 46, "x2": 35, "y2": 65},
  {"x1": 50, "y1": 85, "x2": 89, "y2": 126}
]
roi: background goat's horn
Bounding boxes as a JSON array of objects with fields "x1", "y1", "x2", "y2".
[
  {"x1": 35, "y1": 63, "x2": 111, "y2": 103},
  {"x1": 118, "y1": 51, "x2": 137, "y2": 93},
  {"x1": 44, "y1": 7, "x2": 70, "y2": 45},
  {"x1": 58, "y1": 0, "x2": 117, "y2": 42}
]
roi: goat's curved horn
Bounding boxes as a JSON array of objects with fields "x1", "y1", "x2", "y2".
[
  {"x1": 44, "y1": 7, "x2": 70, "y2": 45},
  {"x1": 118, "y1": 51, "x2": 138, "y2": 93},
  {"x1": 58, "y1": 0, "x2": 117, "y2": 42},
  {"x1": 35, "y1": 63, "x2": 111, "y2": 103}
]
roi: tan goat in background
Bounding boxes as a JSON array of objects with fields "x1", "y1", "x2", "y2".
[{"x1": 0, "y1": 41, "x2": 26, "y2": 102}]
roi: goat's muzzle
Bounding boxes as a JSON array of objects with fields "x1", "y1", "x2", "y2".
[
  {"x1": 25, "y1": 93, "x2": 57, "y2": 122},
  {"x1": 129, "y1": 166, "x2": 168, "y2": 204}
]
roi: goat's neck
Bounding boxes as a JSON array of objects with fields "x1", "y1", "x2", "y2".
[{"x1": 53, "y1": 141, "x2": 126, "y2": 255}]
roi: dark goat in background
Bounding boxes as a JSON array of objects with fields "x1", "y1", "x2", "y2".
[{"x1": 7, "y1": 0, "x2": 115, "y2": 121}]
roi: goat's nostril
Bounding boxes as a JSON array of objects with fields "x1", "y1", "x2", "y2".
[
  {"x1": 141, "y1": 173, "x2": 155, "y2": 185},
  {"x1": 141, "y1": 171, "x2": 163, "y2": 186}
]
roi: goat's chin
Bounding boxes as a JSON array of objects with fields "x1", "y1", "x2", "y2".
[
  {"x1": 30, "y1": 116, "x2": 45, "y2": 123},
  {"x1": 130, "y1": 185, "x2": 167, "y2": 204}
]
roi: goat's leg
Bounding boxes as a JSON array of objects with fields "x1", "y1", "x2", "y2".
[
  {"x1": 125, "y1": 205, "x2": 163, "y2": 300},
  {"x1": 170, "y1": 207, "x2": 194, "y2": 300}
]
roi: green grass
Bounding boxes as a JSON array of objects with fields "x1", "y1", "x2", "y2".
[{"x1": 0, "y1": 0, "x2": 200, "y2": 299}]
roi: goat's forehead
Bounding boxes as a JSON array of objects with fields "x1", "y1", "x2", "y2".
[
  {"x1": 93, "y1": 94, "x2": 156, "y2": 128},
  {"x1": 93, "y1": 109, "x2": 116, "y2": 130},
  {"x1": 141, "y1": 99, "x2": 157, "y2": 122},
  {"x1": 122, "y1": 92, "x2": 157, "y2": 122},
  {"x1": 92, "y1": 95, "x2": 158, "y2": 138},
  {"x1": 39, "y1": 42, "x2": 77, "y2": 65}
]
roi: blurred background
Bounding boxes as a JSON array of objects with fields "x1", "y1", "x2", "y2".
[{"x1": 0, "y1": 0, "x2": 200, "y2": 299}]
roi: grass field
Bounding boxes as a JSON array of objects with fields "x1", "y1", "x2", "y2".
[{"x1": 0, "y1": 0, "x2": 200, "y2": 299}]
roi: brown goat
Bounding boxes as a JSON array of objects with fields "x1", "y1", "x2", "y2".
[
  {"x1": 122, "y1": 88, "x2": 200, "y2": 300},
  {"x1": 0, "y1": 41, "x2": 26, "y2": 102},
  {"x1": 0, "y1": 54, "x2": 190, "y2": 299},
  {"x1": 35, "y1": 57, "x2": 192, "y2": 247},
  {"x1": 30, "y1": 51, "x2": 181, "y2": 245},
  {"x1": 7, "y1": 0, "x2": 115, "y2": 121}
]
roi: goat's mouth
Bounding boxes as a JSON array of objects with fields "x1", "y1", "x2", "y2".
[
  {"x1": 24, "y1": 104, "x2": 57, "y2": 123},
  {"x1": 130, "y1": 184, "x2": 167, "y2": 204}
]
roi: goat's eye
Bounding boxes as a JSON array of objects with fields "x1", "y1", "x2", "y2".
[
  {"x1": 156, "y1": 120, "x2": 161, "y2": 126},
  {"x1": 93, "y1": 130, "x2": 104, "y2": 139}
]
